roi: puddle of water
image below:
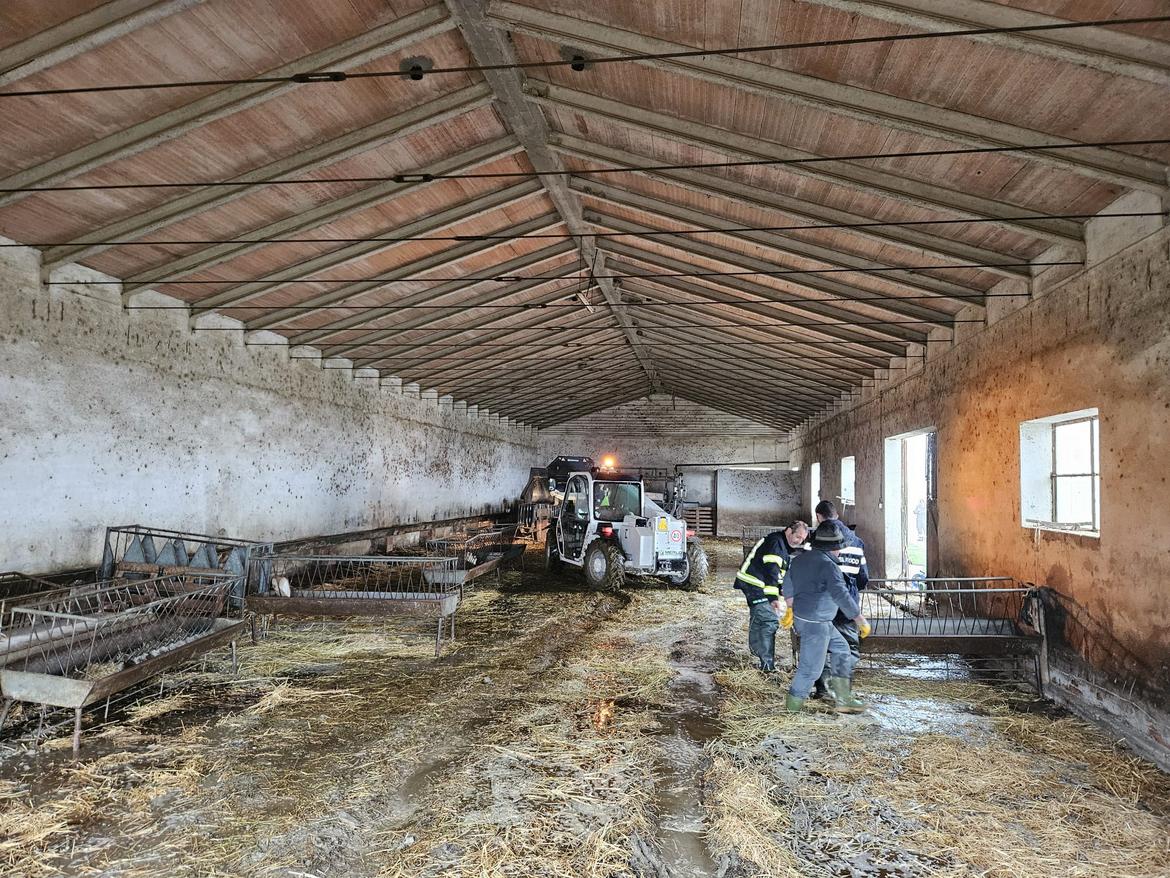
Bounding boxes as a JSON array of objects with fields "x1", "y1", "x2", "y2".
[
  {"x1": 864, "y1": 697, "x2": 991, "y2": 736},
  {"x1": 650, "y1": 665, "x2": 723, "y2": 878}
]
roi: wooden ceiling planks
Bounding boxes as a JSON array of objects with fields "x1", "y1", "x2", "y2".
[{"x1": 0, "y1": 1, "x2": 1166, "y2": 425}]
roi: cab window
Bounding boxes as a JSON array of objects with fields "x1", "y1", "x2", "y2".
[{"x1": 594, "y1": 482, "x2": 641, "y2": 522}]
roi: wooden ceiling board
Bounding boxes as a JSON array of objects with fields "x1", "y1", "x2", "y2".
[
  {"x1": 559, "y1": 152, "x2": 1027, "y2": 282},
  {"x1": 549, "y1": 113, "x2": 1048, "y2": 257},
  {"x1": 0, "y1": 0, "x2": 439, "y2": 173},
  {"x1": 83, "y1": 108, "x2": 512, "y2": 281},
  {"x1": 518, "y1": 34, "x2": 1132, "y2": 215},
  {"x1": 0, "y1": 1, "x2": 112, "y2": 51},
  {"x1": 233, "y1": 195, "x2": 560, "y2": 314},
  {"x1": 512, "y1": 1, "x2": 1170, "y2": 159}
]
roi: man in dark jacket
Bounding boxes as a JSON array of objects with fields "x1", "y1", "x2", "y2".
[
  {"x1": 735, "y1": 520, "x2": 808, "y2": 673},
  {"x1": 782, "y1": 521, "x2": 869, "y2": 713},
  {"x1": 813, "y1": 500, "x2": 869, "y2": 699}
]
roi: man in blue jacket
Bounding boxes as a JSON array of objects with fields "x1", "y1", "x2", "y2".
[
  {"x1": 735, "y1": 520, "x2": 808, "y2": 673},
  {"x1": 782, "y1": 520, "x2": 870, "y2": 713},
  {"x1": 813, "y1": 500, "x2": 869, "y2": 700}
]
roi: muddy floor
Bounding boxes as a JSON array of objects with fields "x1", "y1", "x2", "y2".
[{"x1": 2, "y1": 541, "x2": 1169, "y2": 877}]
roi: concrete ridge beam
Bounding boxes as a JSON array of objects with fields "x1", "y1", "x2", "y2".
[
  {"x1": 443, "y1": 0, "x2": 662, "y2": 393},
  {"x1": 524, "y1": 81, "x2": 1084, "y2": 250},
  {"x1": 45, "y1": 83, "x2": 496, "y2": 270},
  {"x1": 123, "y1": 136, "x2": 522, "y2": 297},
  {"x1": 0, "y1": 5, "x2": 455, "y2": 207},
  {"x1": 487, "y1": 1, "x2": 1167, "y2": 191}
]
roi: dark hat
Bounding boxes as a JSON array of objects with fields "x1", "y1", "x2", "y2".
[{"x1": 811, "y1": 520, "x2": 845, "y2": 550}]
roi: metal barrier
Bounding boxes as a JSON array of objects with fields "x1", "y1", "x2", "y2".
[
  {"x1": 100, "y1": 525, "x2": 272, "y2": 605},
  {"x1": 246, "y1": 554, "x2": 461, "y2": 655},
  {"x1": 0, "y1": 572, "x2": 245, "y2": 753},
  {"x1": 741, "y1": 525, "x2": 786, "y2": 560},
  {"x1": 860, "y1": 577, "x2": 1041, "y2": 656},
  {"x1": 425, "y1": 526, "x2": 524, "y2": 589}
]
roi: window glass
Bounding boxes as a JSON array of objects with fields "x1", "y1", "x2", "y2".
[
  {"x1": 594, "y1": 482, "x2": 641, "y2": 522},
  {"x1": 810, "y1": 462, "x2": 821, "y2": 518},
  {"x1": 1055, "y1": 475, "x2": 1095, "y2": 525},
  {"x1": 1054, "y1": 420, "x2": 1093, "y2": 474}
]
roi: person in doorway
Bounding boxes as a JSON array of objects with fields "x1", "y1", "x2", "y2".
[
  {"x1": 735, "y1": 520, "x2": 809, "y2": 674},
  {"x1": 781, "y1": 521, "x2": 869, "y2": 713},
  {"x1": 914, "y1": 497, "x2": 927, "y2": 543},
  {"x1": 811, "y1": 500, "x2": 870, "y2": 701}
]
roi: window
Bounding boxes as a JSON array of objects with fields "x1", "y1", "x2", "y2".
[
  {"x1": 593, "y1": 481, "x2": 642, "y2": 522},
  {"x1": 840, "y1": 456, "x2": 856, "y2": 506},
  {"x1": 810, "y1": 462, "x2": 821, "y2": 519},
  {"x1": 1020, "y1": 409, "x2": 1100, "y2": 535}
]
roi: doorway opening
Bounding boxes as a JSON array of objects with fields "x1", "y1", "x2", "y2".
[{"x1": 883, "y1": 429, "x2": 936, "y2": 579}]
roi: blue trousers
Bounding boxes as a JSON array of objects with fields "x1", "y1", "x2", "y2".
[
  {"x1": 747, "y1": 600, "x2": 779, "y2": 664},
  {"x1": 790, "y1": 617, "x2": 856, "y2": 698}
]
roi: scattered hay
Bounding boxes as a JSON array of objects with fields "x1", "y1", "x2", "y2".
[
  {"x1": 245, "y1": 682, "x2": 355, "y2": 715},
  {"x1": 705, "y1": 755, "x2": 800, "y2": 876},
  {"x1": 126, "y1": 693, "x2": 193, "y2": 725}
]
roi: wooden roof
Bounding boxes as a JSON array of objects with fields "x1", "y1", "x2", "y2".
[{"x1": 1, "y1": 0, "x2": 1167, "y2": 429}]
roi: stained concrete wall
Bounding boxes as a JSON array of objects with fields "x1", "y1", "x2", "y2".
[
  {"x1": 0, "y1": 244, "x2": 538, "y2": 571},
  {"x1": 714, "y1": 468, "x2": 803, "y2": 537},
  {"x1": 537, "y1": 394, "x2": 790, "y2": 516},
  {"x1": 790, "y1": 223, "x2": 1170, "y2": 692}
]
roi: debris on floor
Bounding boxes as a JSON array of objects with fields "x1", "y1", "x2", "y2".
[{"x1": 1, "y1": 543, "x2": 1167, "y2": 878}]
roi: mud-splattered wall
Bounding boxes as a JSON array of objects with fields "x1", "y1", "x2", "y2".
[
  {"x1": 714, "y1": 469, "x2": 803, "y2": 537},
  {"x1": 0, "y1": 245, "x2": 538, "y2": 571},
  {"x1": 790, "y1": 225, "x2": 1170, "y2": 682},
  {"x1": 536, "y1": 394, "x2": 791, "y2": 515}
]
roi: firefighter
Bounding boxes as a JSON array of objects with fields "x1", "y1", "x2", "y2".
[
  {"x1": 735, "y1": 520, "x2": 809, "y2": 673},
  {"x1": 811, "y1": 500, "x2": 869, "y2": 701},
  {"x1": 781, "y1": 520, "x2": 870, "y2": 713}
]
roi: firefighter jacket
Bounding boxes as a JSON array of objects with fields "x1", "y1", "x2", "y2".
[
  {"x1": 735, "y1": 531, "x2": 801, "y2": 604},
  {"x1": 828, "y1": 519, "x2": 869, "y2": 625}
]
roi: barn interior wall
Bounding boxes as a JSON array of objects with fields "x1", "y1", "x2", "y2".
[
  {"x1": 0, "y1": 243, "x2": 539, "y2": 571},
  {"x1": 536, "y1": 394, "x2": 791, "y2": 528},
  {"x1": 790, "y1": 224, "x2": 1170, "y2": 697}
]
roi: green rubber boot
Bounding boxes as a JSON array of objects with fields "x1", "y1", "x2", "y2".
[
  {"x1": 784, "y1": 694, "x2": 805, "y2": 713},
  {"x1": 829, "y1": 677, "x2": 865, "y2": 714}
]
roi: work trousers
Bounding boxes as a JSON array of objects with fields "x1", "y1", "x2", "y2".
[
  {"x1": 819, "y1": 619, "x2": 861, "y2": 688},
  {"x1": 789, "y1": 617, "x2": 856, "y2": 698},
  {"x1": 746, "y1": 599, "x2": 779, "y2": 665}
]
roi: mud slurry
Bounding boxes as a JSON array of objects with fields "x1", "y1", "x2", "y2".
[{"x1": 3, "y1": 541, "x2": 1170, "y2": 878}]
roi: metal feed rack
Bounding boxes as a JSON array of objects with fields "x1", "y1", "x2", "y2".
[
  {"x1": 0, "y1": 572, "x2": 246, "y2": 754},
  {"x1": 424, "y1": 525, "x2": 524, "y2": 590},
  {"x1": 246, "y1": 553, "x2": 462, "y2": 656},
  {"x1": 741, "y1": 525, "x2": 787, "y2": 560},
  {"x1": 100, "y1": 525, "x2": 273, "y2": 606}
]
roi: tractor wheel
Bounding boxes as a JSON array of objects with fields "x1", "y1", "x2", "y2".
[
  {"x1": 583, "y1": 540, "x2": 626, "y2": 593},
  {"x1": 670, "y1": 543, "x2": 710, "y2": 591},
  {"x1": 544, "y1": 529, "x2": 563, "y2": 575}
]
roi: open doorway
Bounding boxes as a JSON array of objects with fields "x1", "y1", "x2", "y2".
[{"x1": 883, "y1": 429, "x2": 936, "y2": 579}]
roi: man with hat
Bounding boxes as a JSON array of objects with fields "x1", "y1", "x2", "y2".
[{"x1": 781, "y1": 520, "x2": 870, "y2": 713}]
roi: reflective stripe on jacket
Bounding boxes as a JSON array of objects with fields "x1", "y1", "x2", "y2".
[{"x1": 735, "y1": 531, "x2": 794, "y2": 601}]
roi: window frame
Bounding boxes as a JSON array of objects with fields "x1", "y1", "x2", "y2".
[
  {"x1": 1020, "y1": 409, "x2": 1101, "y2": 537},
  {"x1": 840, "y1": 456, "x2": 856, "y2": 506}
]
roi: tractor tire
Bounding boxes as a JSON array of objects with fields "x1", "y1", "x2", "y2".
[
  {"x1": 670, "y1": 543, "x2": 710, "y2": 591},
  {"x1": 544, "y1": 529, "x2": 563, "y2": 575},
  {"x1": 583, "y1": 540, "x2": 626, "y2": 593}
]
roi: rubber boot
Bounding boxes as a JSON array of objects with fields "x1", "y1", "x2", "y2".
[
  {"x1": 829, "y1": 677, "x2": 865, "y2": 714},
  {"x1": 784, "y1": 694, "x2": 805, "y2": 713}
]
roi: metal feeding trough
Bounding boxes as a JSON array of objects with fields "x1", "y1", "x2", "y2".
[
  {"x1": 100, "y1": 525, "x2": 273, "y2": 607},
  {"x1": 0, "y1": 572, "x2": 246, "y2": 754},
  {"x1": 246, "y1": 554, "x2": 463, "y2": 655},
  {"x1": 424, "y1": 525, "x2": 524, "y2": 589}
]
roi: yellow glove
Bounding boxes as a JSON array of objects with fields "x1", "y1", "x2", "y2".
[
  {"x1": 780, "y1": 607, "x2": 794, "y2": 629},
  {"x1": 859, "y1": 622, "x2": 872, "y2": 639}
]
